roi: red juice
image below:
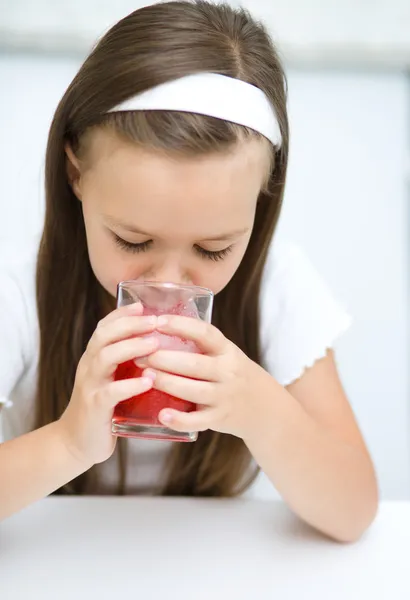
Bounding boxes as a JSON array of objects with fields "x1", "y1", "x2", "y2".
[{"x1": 113, "y1": 361, "x2": 196, "y2": 425}]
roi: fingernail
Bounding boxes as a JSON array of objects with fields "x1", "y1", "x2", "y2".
[
  {"x1": 141, "y1": 377, "x2": 154, "y2": 388},
  {"x1": 126, "y1": 302, "x2": 142, "y2": 312},
  {"x1": 157, "y1": 316, "x2": 168, "y2": 327},
  {"x1": 143, "y1": 369, "x2": 156, "y2": 381},
  {"x1": 160, "y1": 410, "x2": 172, "y2": 424},
  {"x1": 147, "y1": 316, "x2": 157, "y2": 325}
]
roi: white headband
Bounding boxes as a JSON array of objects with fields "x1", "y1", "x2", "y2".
[{"x1": 108, "y1": 72, "x2": 282, "y2": 148}]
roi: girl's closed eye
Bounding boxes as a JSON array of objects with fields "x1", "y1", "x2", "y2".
[
  {"x1": 113, "y1": 233, "x2": 233, "y2": 262},
  {"x1": 195, "y1": 245, "x2": 233, "y2": 262},
  {"x1": 113, "y1": 235, "x2": 153, "y2": 254}
]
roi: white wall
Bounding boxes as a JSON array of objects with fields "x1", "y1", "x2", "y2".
[
  {"x1": 0, "y1": 53, "x2": 409, "y2": 499},
  {"x1": 2, "y1": 0, "x2": 410, "y2": 67}
]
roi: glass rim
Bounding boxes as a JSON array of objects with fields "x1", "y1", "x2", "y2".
[{"x1": 117, "y1": 279, "x2": 214, "y2": 297}]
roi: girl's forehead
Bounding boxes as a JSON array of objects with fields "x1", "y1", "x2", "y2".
[
  {"x1": 82, "y1": 128, "x2": 270, "y2": 222},
  {"x1": 85, "y1": 126, "x2": 270, "y2": 177}
]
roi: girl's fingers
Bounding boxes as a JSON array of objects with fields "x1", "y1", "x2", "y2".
[
  {"x1": 88, "y1": 312, "x2": 157, "y2": 355},
  {"x1": 139, "y1": 350, "x2": 217, "y2": 381},
  {"x1": 158, "y1": 406, "x2": 217, "y2": 433},
  {"x1": 142, "y1": 368, "x2": 214, "y2": 405},
  {"x1": 156, "y1": 316, "x2": 226, "y2": 355},
  {"x1": 98, "y1": 376, "x2": 154, "y2": 409},
  {"x1": 93, "y1": 336, "x2": 160, "y2": 379},
  {"x1": 101, "y1": 301, "x2": 143, "y2": 324}
]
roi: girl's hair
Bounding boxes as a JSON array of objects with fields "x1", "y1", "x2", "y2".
[{"x1": 35, "y1": 0, "x2": 289, "y2": 496}]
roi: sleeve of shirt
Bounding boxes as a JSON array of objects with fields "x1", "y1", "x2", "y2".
[
  {"x1": 0, "y1": 262, "x2": 34, "y2": 407},
  {"x1": 260, "y1": 242, "x2": 352, "y2": 387}
]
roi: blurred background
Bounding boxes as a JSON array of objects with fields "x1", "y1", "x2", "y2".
[{"x1": 0, "y1": 1, "x2": 409, "y2": 499}]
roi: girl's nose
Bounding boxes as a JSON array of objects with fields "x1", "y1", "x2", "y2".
[{"x1": 144, "y1": 261, "x2": 192, "y2": 286}]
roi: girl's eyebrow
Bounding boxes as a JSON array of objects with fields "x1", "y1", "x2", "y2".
[{"x1": 201, "y1": 227, "x2": 250, "y2": 242}]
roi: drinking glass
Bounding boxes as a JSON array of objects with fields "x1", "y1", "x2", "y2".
[{"x1": 112, "y1": 281, "x2": 213, "y2": 442}]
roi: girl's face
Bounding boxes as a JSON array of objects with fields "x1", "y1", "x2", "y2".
[{"x1": 67, "y1": 128, "x2": 270, "y2": 298}]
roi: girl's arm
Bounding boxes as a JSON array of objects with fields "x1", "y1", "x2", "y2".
[
  {"x1": 134, "y1": 314, "x2": 378, "y2": 542},
  {"x1": 244, "y1": 350, "x2": 378, "y2": 543},
  {"x1": 0, "y1": 422, "x2": 89, "y2": 520},
  {"x1": 0, "y1": 303, "x2": 159, "y2": 521}
]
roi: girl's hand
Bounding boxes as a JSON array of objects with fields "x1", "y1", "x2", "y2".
[
  {"x1": 139, "y1": 315, "x2": 273, "y2": 438},
  {"x1": 57, "y1": 303, "x2": 159, "y2": 467}
]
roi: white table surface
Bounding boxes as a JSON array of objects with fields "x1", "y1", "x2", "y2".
[{"x1": 1, "y1": 498, "x2": 409, "y2": 600}]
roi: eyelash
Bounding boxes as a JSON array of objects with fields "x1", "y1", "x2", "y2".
[{"x1": 113, "y1": 235, "x2": 233, "y2": 262}]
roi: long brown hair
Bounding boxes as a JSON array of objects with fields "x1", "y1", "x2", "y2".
[{"x1": 35, "y1": 0, "x2": 289, "y2": 496}]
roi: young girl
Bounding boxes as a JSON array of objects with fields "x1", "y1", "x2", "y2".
[{"x1": 0, "y1": 0, "x2": 378, "y2": 540}]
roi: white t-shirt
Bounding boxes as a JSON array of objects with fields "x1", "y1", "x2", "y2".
[{"x1": 0, "y1": 236, "x2": 351, "y2": 498}]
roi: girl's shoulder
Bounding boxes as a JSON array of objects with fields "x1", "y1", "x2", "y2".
[
  {"x1": 262, "y1": 238, "x2": 331, "y2": 284},
  {"x1": 0, "y1": 235, "x2": 40, "y2": 399},
  {"x1": 260, "y1": 239, "x2": 352, "y2": 386},
  {"x1": 0, "y1": 234, "x2": 39, "y2": 322}
]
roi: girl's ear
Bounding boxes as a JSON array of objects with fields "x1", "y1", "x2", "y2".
[{"x1": 65, "y1": 143, "x2": 83, "y2": 200}]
